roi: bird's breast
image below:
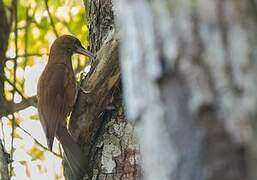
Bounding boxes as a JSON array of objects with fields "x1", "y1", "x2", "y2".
[
  {"x1": 37, "y1": 63, "x2": 77, "y2": 116},
  {"x1": 62, "y1": 65, "x2": 77, "y2": 113}
]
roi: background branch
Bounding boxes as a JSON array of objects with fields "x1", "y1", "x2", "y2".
[
  {"x1": 6, "y1": 53, "x2": 46, "y2": 60},
  {"x1": 43, "y1": 0, "x2": 58, "y2": 37},
  {"x1": 0, "y1": 73, "x2": 37, "y2": 107},
  {"x1": 13, "y1": 121, "x2": 61, "y2": 158},
  {"x1": 1, "y1": 96, "x2": 37, "y2": 117},
  {"x1": 0, "y1": 73, "x2": 37, "y2": 118}
]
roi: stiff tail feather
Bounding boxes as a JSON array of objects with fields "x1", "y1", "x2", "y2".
[{"x1": 56, "y1": 126, "x2": 87, "y2": 179}]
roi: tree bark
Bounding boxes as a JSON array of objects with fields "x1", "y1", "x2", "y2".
[
  {"x1": 0, "y1": 2, "x2": 12, "y2": 179},
  {"x1": 0, "y1": 140, "x2": 10, "y2": 180},
  {"x1": 114, "y1": 0, "x2": 254, "y2": 180},
  {"x1": 0, "y1": 0, "x2": 11, "y2": 115},
  {"x1": 63, "y1": 1, "x2": 141, "y2": 179}
]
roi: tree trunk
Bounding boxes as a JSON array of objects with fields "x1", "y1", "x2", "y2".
[
  {"x1": 114, "y1": 0, "x2": 255, "y2": 180},
  {"x1": 0, "y1": 140, "x2": 10, "y2": 180},
  {"x1": 63, "y1": 1, "x2": 141, "y2": 179},
  {"x1": 0, "y1": 0, "x2": 11, "y2": 116}
]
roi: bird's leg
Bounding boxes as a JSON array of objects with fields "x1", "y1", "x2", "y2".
[{"x1": 79, "y1": 85, "x2": 90, "y2": 94}]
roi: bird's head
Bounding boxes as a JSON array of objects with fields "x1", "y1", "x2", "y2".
[{"x1": 50, "y1": 35, "x2": 95, "y2": 59}]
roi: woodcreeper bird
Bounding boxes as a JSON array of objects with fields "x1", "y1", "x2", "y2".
[{"x1": 37, "y1": 35, "x2": 94, "y2": 179}]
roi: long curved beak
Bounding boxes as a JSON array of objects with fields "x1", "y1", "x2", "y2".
[{"x1": 75, "y1": 45, "x2": 95, "y2": 59}]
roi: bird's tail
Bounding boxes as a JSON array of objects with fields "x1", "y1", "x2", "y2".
[{"x1": 56, "y1": 126, "x2": 87, "y2": 179}]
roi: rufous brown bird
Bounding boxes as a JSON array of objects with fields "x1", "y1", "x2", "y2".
[{"x1": 37, "y1": 35, "x2": 94, "y2": 179}]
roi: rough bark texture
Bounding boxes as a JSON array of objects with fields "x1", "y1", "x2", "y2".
[
  {"x1": 0, "y1": 0, "x2": 11, "y2": 115},
  {"x1": 63, "y1": 1, "x2": 141, "y2": 179},
  {"x1": 114, "y1": 0, "x2": 255, "y2": 180},
  {"x1": 0, "y1": 2, "x2": 11, "y2": 179}
]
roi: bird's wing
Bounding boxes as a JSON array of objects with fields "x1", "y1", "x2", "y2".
[{"x1": 37, "y1": 64, "x2": 73, "y2": 150}]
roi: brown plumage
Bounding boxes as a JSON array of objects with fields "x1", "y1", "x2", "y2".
[{"x1": 37, "y1": 35, "x2": 94, "y2": 179}]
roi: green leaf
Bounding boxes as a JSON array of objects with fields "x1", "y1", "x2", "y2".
[
  {"x1": 30, "y1": 114, "x2": 39, "y2": 121},
  {"x1": 28, "y1": 145, "x2": 45, "y2": 161},
  {"x1": 19, "y1": 160, "x2": 27, "y2": 165}
]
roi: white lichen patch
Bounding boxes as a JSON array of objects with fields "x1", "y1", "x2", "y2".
[
  {"x1": 99, "y1": 116, "x2": 139, "y2": 174},
  {"x1": 91, "y1": 169, "x2": 99, "y2": 180},
  {"x1": 111, "y1": 122, "x2": 126, "y2": 137},
  {"x1": 96, "y1": 140, "x2": 104, "y2": 148},
  {"x1": 101, "y1": 135, "x2": 122, "y2": 173},
  {"x1": 101, "y1": 155, "x2": 116, "y2": 173}
]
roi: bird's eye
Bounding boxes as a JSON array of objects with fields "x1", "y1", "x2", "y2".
[
  {"x1": 67, "y1": 47, "x2": 73, "y2": 53},
  {"x1": 75, "y1": 41, "x2": 82, "y2": 47}
]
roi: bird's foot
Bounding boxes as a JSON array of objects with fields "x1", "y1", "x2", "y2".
[{"x1": 77, "y1": 85, "x2": 90, "y2": 94}]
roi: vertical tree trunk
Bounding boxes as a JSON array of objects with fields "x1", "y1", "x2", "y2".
[
  {"x1": 0, "y1": 0, "x2": 11, "y2": 115},
  {"x1": 0, "y1": 140, "x2": 10, "y2": 180},
  {"x1": 0, "y1": 2, "x2": 11, "y2": 179},
  {"x1": 114, "y1": 0, "x2": 255, "y2": 180},
  {"x1": 63, "y1": 1, "x2": 141, "y2": 179}
]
